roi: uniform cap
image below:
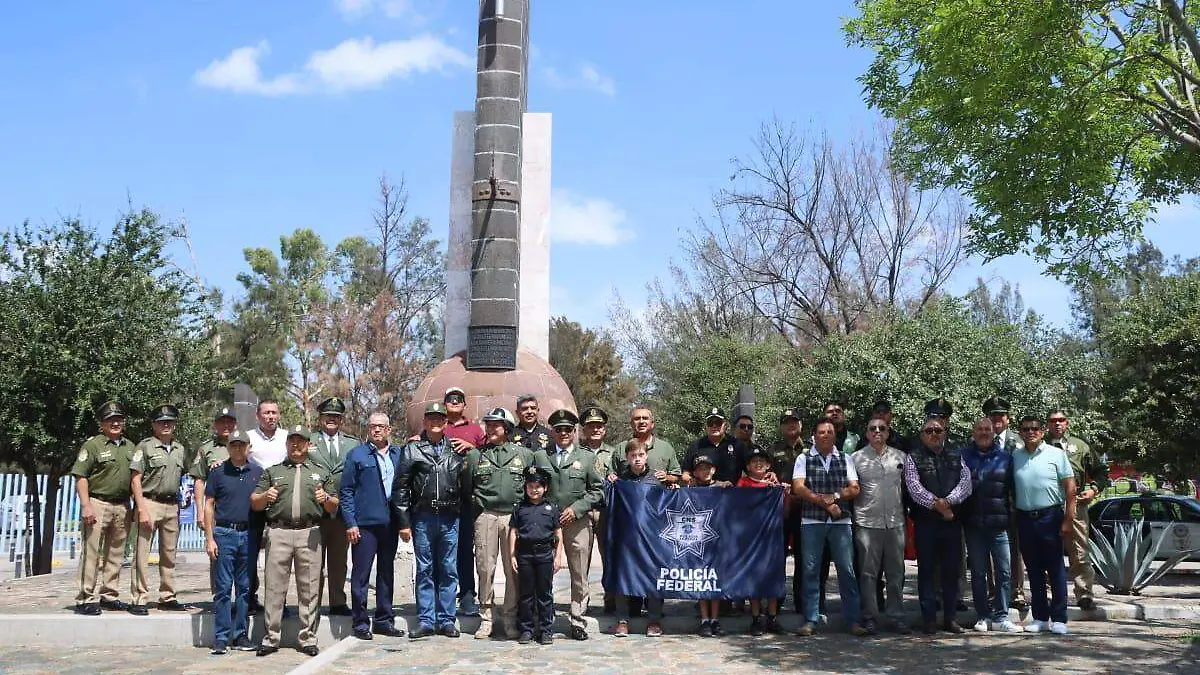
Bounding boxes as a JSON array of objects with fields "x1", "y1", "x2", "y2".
[
  {"x1": 745, "y1": 446, "x2": 771, "y2": 462},
  {"x1": 982, "y1": 396, "x2": 1010, "y2": 415},
  {"x1": 96, "y1": 401, "x2": 125, "y2": 421},
  {"x1": 693, "y1": 454, "x2": 716, "y2": 467},
  {"x1": 424, "y1": 401, "x2": 448, "y2": 417},
  {"x1": 481, "y1": 407, "x2": 516, "y2": 431},
  {"x1": 227, "y1": 429, "x2": 250, "y2": 445},
  {"x1": 704, "y1": 407, "x2": 726, "y2": 421},
  {"x1": 547, "y1": 409, "x2": 579, "y2": 429},
  {"x1": 286, "y1": 425, "x2": 313, "y2": 441},
  {"x1": 580, "y1": 406, "x2": 609, "y2": 425},
  {"x1": 214, "y1": 407, "x2": 236, "y2": 422},
  {"x1": 151, "y1": 404, "x2": 180, "y2": 422},
  {"x1": 444, "y1": 387, "x2": 467, "y2": 400},
  {"x1": 316, "y1": 397, "x2": 346, "y2": 416},
  {"x1": 924, "y1": 397, "x2": 953, "y2": 418},
  {"x1": 779, "y1": 408, "x2": 801, "y2": 424},
  {"x1": 524, "y1": 465, "x2": 551, "y2": 485}
]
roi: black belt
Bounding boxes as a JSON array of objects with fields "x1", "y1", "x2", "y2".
[
  {"x1": 516, "y1": 539, "x2": 555, "y2": 554},
  {"x1": 1018, "y1": 505, "x2": 1063, "y2": 519},
  {"x1": 268, "y1": 518, "x2": 319, "y2": 529},
  {"x1": 148, "y1": 494, "x2": 179, "y2": 504},
  {"x1": 93, "y1": 495, "x2": 128, "y2": 505},
  {"x1": 215, "y1": 521, "x2": 249, "y2": 531}
]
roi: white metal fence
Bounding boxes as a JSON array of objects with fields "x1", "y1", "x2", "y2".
[{"x1": 0, "y1": 473, "x2": 206, "y2": 557}]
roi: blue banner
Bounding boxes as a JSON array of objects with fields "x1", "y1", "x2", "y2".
[{"x1": 603, "y1": 481, "x2": 785, "y2": 599}]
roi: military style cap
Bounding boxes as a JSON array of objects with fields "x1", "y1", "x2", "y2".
[
  {"x1": 214, "y1": 406, "x2": 236, "y2": 422},
  {"x1": 481, "y1": 406, "x2": 516, "y2": 431},
  {"x1": 151, "y1": 404, "x2": 180, "y2": 422},
  {"x1": 227, "y1": 429, "x2": 250, "y2": 445},
  {"x1": 286, "y1": 425, "x2": 312, "y2": 441},
  {"x1": 515, "y1": 394, "x2": 538, "y2": 406},
  {"x1": 444, "y1": 387, "x2": 466, "y2": 400},
  {"x1": 871, "y1": 399, "x2": 893, "y2": 413},
  {"x1": 693, "y1": 454, "x2": 716, "y2": 467},
  {"x1": 316, "y1": 397, "x2": 346, "y2": 416},
  {"x1": 424, "y1": 401, "x2": 448, "y2": 417},
  {"x1": 745, "y1": 446, "x2": 771, "y2": 462},
  {"x1": 924, "y1": 397, "x2": 953, "y2": 418},
  {"x1": 580, "y1": 406, "x2": 608, "y2": 425},
  {"x1": 982, "y1": 396, "x2": 1010, "y2": 415},
  {"x1": 547, "y1": 409, "x2": 579, "y2": 429},
  {"x1": 779, "y1": 408, "x2": 801, "y2": 424},
  {"x1": 96, "y1": 400, "x2": 125, "y2": 421},
  {"x1": 524, "y1": 465, "x2": 551, "y2": 485},
  {"x1": 704, "y1": 407, "x2": 726, "y2": 421}
]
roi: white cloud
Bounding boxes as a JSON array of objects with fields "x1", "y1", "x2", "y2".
[
  {"x1": 551, "y1": 189, "x2": 634, "y2": 245},
  {"x1": 334, "y1": 0, "x2": 428, "y2": 22},
  {"x1": 543, "y1": 62, "x2": 616, "y2": 97},
  {"x1": 193, "y1": 36, "x2": 470, "y2": 96}
]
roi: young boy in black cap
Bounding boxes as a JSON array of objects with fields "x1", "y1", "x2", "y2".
[
  {"x1": 508, "y1": 466, "x2": 565, "y2": 645},
  {"x1": 688, "y1": 454, "x2": 725, "y2": 636},
  {"x1": 737, "y1": 447, "x2": 785, "y2": 635}
]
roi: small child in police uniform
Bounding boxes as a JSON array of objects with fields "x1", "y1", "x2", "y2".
[
  {"x1": 736, "y1": 447, "x2": 785, "y2": 635},
  {"x1": 508, "y1": 466, "x2": 565, "y2": 645},
  {"x1": 689, "y1": 454, "x2": 725, "y2": 637}
]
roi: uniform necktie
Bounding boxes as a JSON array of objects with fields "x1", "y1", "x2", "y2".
[{"x1": 291, "y1": 465, "x2": 303, "y2": 519}]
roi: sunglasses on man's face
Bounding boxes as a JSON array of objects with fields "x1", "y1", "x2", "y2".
[
  {"x1": 737, "y1": 424, "x2": 754, "y2": 431},
  {"x1": 553, "y1": 426, "x2": 574, "y2": 433},
  {"x1": 867, "y1": 425, "x2": 888, "y2": 432},
  {"x1": 922, "y1": 428, "x2": 945, "y2": 435},
  {"x1": 445, "y1": 396, "x2": 465, "y2": 404}
]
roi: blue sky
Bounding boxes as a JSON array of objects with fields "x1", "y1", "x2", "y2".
[{"x1": 2, "y1": 0, "x2": 1196, "y2": 339}]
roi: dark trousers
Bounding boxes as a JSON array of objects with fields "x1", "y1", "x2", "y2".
[
  {"x1": 785, "y1": 515, "x2": 802, "y2": 610},
  {"x1": 350, "y1": 523, "x2": 399, "y2": 632},
  {"x1": 1017, "y1": 507, "x2": 1069, "y2": 624},
  {"x1": 914, "y1": 518, "x2": 963, "y2": 623},
  {"x1": 516, "y1": 551, "x2": 555, "y2": 637},
  {"x1": 247, "y1": 510, "x2": 265, "y2": 603},
  {"x1": 457, "y1": 503, "x2": 475, "y2": 601}
]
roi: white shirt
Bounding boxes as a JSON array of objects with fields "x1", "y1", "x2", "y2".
[
  {"x1": 248, "y1": 427, "x2": 288, "y2": 468},
  {"x1": 793, "y1": 447, "x2": 858, "y2": 526}
]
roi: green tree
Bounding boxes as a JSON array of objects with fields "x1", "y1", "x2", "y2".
[
  {"x1": 548, "y1": 317, "x2": 637, "y2": 419},
  {"x1": 1098, "y1": 272, "x2": 1200, "y2": 480},
  {"x1": 0, "y1": 211, "x2": 219, "y2": 574},
  {"x1": 846, "y1": 1, "x2": 1200, "y2": 275}
]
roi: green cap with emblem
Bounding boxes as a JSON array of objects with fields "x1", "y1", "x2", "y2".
[
  {"x1": 214, "y1": 406, "x2": 236, "y2": 421},
  {"x1": 424, "y1": 401, "x2": 448, "y2": 417},
  {"x1": 982, "y1": 396, "x2": 1010, "y2": 415},
  {"x1": 547, "y1": 409, "x2": 579, "y2": 429},
  {"x1": 779, "y1": 408, "x2": 801, "y2": 424},
  {"x1": 227, "y1": 429, "x2": 250, "y2": 445},
  {"x1": 316, "y1": 397, "x2": 347, "y2": 416},
  {"x1": 96, "y1": 400, "x2": 125, "y2": 421},
  {"x1": 580, "y1": 406, "x2": 608, "y2": 425},
  {"x1": 286, "y1": 425, "x2": 313, "y2": 441},
  {"x1": 924, "y1": 397, "x2": 953, "y2": 418},
  {"x1": 151, "y1": 404, "x2": 180, "y2": 422}
]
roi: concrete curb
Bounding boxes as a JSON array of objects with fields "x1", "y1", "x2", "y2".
[{"x1": 284, "y1": 636, "x2": 358, "y2": 675}]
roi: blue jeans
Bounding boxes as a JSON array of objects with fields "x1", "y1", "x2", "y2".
[
  {"x1": 965, "y1": 526, "x2": 1011, "y2": 622},
  {"x1": 211, "y1": 526, "x2": 251, "y2": 645},
  {"x1": 1017, "y1": 507, "x2": 1069, "y2": 623},
  {"x1": 412, "y1": 512, "x2": 460, "y2": 629},
  {"x1": 800, "y1": 523, "x2": 860, "y2": 626}
]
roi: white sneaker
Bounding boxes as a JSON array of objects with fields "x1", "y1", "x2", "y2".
[
  {"x1": 1049, "y1": 622, "x2": 1069, "y2": 635},
  {"x1": 995, "y1": 619, "x2": 1023, "y2": 633},
  {"x1": 1024, "y1": 620, "x2": 1049, "y2": 633},
  {"x1": 973, "y1": 620, "x2": 989, "y2": 633}
]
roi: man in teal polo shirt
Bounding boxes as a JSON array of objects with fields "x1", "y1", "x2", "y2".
[{"x1": 1011, "y1": 415, "x2": 1076, "y2": 636}]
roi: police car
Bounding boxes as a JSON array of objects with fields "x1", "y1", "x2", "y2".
[{"x1": 1088, "y1": 493, "x2": 1200, "y2": 561}]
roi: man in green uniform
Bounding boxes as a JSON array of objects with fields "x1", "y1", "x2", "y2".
[
  {"x1": 771, "y1": 408, "x2": 806, "y2": 613},
  {"x1": 610, "y1": 405, "x2": 681, "y2": 484},
  {"x1": 578, "y1": 405, "x2": 618, "y2": 614},
  {"x1": 189, "y1": 407, "x2": 238, "y2": 532},
  {"x1": 512, "y1": 394, "x2": 553, "y2": 453},
  {"x1": 129, "y1": 404, "x2": 189, "y2": 614},
  {"x1": 465, "y1": 407, "x2": 533, "y2": 639},
  {"x1": 308, "y1": 396, "x2": 359, "y2": 615},
  {"x1": 72, "y1": 400, "x2": 135, "y2": 615},
  {"x1": 533, "y1": 409, "x2": 604, "y2": 640},
  {"x1": 251, "y1": 426, "x2": 339, "y2": 657},
  {"x1": 1045, "y1": 409, "x2": 1106, "y2": 611}
]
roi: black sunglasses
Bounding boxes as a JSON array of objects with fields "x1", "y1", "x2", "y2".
[
  {"x1": 444, "y1": 395, "x2": 465, "y2": 403},
  {"x1": 867, "y1": 425, "x2": 888, "y2": 432},
  {"x1": 921, "y1": 428, "x2": 946, "y2": 435},
  {"x1": 737, "y1": 424, "x2": 754, "y2": 431}
]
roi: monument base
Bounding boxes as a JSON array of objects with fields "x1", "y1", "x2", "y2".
[{"x1": 406, "y1": 348, "x2": 576, "y2": 435}]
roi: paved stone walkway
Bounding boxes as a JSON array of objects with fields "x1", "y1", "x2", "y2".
[{"x1": 0, "y1": 644, "x2": 309, "y2": 675}]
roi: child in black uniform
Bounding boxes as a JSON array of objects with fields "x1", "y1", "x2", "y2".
[{"x1": 508, "y1": 466, "x2": 565, "y2": 645}]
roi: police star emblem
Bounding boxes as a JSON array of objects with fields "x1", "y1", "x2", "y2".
[{"x1": 658, "y1": 498, "x2": 720, "y2": 559}]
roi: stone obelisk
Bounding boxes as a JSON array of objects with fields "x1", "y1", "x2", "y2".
[{"x1": 408, "y1": 0, "x2": 573, "y2": 432}]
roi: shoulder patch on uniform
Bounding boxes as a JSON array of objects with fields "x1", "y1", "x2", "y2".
[
  {"x1": 76, "y1": 450, "x2": 88, "y2": 463},
  {"x1": 132, "y1": 450, "x2": 144, "y2": 463}
]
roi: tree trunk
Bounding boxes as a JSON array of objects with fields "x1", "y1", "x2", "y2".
[{"x1": 35, "y1": 474, "x2": 61, "y2": 575}]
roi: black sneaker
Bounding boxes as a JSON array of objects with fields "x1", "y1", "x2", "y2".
[
  {"x1": 373, "y1": 624, "x2": 405, "y2": 637},
  {"x1": 749, "y1": 616, "x2": 764, "y2": 636},
  {"x1": 698, "y1": 621, "x2": 713, "y2": 638},
  {"x1": 231, "y1": 637, "x2": 257, "y2": 652},
  {"x1": 537, "y1": 633, "x2": 553, "y2": 645},
  {"x1": 766, "y1": 615, "x2": 783, "y2": 634},
  {"x1": 353, "y1": 628, "x2": 374, "y2": 641},
  {"x1": 711, "y1": 620, "x2": 724, "y2": 637},
  {"x1": 299, "y1": 645, "x2": 319, "y2": 657},
  {"x1": 569, "y1": 626, "x2": 588, "y2": 641},
  {"x1": 158, "y1": 600, "x2": 188, "y2": 611},
  {"x1": 518, "y1": 632, "x2": 533, "y2": 644},
  {"x1": 256, "y1": 645, "x2": 278, "y2": 657},
  {"x1": 210, "y1": 642, "x2": 228, "y2": 655},
  {"x1": 409, "y1": 625, "x2": 435, "y2": 639},
  {"x1": 128, "y1": 604, "x2": 149, "y2": 616},
  {"x1": 439, "y1": 624, "x2": 461, "y2": 638},
  {"x1": 74, "y1": 603, "x2": 101, "y2": 616}
]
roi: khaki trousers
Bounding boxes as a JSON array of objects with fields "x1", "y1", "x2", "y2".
[
  {"x1": 132, "y1": 500, "x2": 181, "y2": 604},
  {"x1": 1067, "y1": 505, "x2": 1095, "y2": 602},
  {"x1": 319, "y1": 518, "x2": 349, "y2": 607},
  {"x1": 563, "y1": 516, "x2": 593, "y2": 630},
  {"x1": 76, "y1": 499, "x2": 131, "y2": 603},
  {"x1": 474, "y1": 509, "x2": 518, "y2": 636},
  {"x1": 263, "y1": 526, "x2": 324, "y2": 648}
]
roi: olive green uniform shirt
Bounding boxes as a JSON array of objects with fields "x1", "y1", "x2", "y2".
[
  {"x1": 255, "y1": 458, "x2": 333, "y2": 522},
  {"x1": 585, "y1": 442, "x2": 618, "y2": 477},
  {"x1": 1047, "y1": 433, "x2": 1107, "y2": 492},
  {"x1": 188, "y1": 438, "x2": 230, "y2": 480},
  {"x1": 466, "y1": 442, "x2": 535, "y2": 513},
  {"x1": 769, "y1": 437, "x2": 807, "y2": 481},
  {"x1": 71, "y1": 434, "x2": 134, "y2": 501},
  {"x1": 609, "y1": 436, "x2": 681, "y2": 477},
  {"x1": 308, "y1": 432, "x2": 359, "y2": 477},
  {"x1": 130, "y1": 437, "x2": 188, "y2": 498},
  {"x1": 533, "y1": 445, "x2": 605, "y2": 519}
]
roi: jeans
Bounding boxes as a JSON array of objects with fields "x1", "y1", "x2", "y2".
[
  {"x1": 964, "y1": 525, "x2": 1011, "y2": 622},
  {"x1": 914, "y1": 518, "x2": 963, "y2": 623},
  {"x1": 800, "y1": 523, "x2": 860, "y2": 626},
  {"x1": 211, "y1": 526, "x2": 251, "y2": 646},
  {"x1": 350, "y1": 523, "x2": 399, "y2": 632},
  {"x1": 1017, "y1": 507, "x2": 1069, "y2": 624},
  {"x1": 412, "y1": 512, "x2": 460, "y2": 629}
]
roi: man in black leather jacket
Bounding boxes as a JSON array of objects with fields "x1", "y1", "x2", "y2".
[{"x1": 393, "y1": 402, "x2": 468, "y2": 639}]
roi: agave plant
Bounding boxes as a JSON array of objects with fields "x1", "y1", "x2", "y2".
[{"x1": 1089, "y1": 520, "x2": 1197, "y2": 595}]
